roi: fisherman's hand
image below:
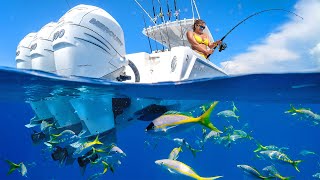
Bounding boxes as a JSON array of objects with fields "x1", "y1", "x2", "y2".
[
  {"x1": 206, "y1": 49, "x2": 213, "y2": 55},
  {"x1": 214, "y1": 40, "x2": 222, "y2": 47}
]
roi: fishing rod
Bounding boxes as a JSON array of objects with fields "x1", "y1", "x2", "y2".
[
  {"x1": 142, "y1": 14, "x2": 153, "y2": 53},
  {"x1": 166, "y1": 0, "x2": 171, "y2": 21},
  {"x1": 151, "y1": 0, "x2": 158, "y2": 24},
  {"x1": 158, "y1": 0, "x2": 172, "y2": 50},
  {"x1": 151, "y1": 0, "x2": 159, "y2": 51},
  {"x1": 207, "y1": 8, "x2": 303, "y2": 58},
  {"x1": 173, "y1": 0, "x2": 179, "y2": 20}
]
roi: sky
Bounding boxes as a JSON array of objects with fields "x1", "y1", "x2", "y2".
[{"x1": 0, "y1": 0, "x2": 319, "y2": 75}]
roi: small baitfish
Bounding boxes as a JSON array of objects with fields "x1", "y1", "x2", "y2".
[
  {"x1": 299, "y1": 149, "x2": 319, "y2": 157},
  {"x1": 173, "y1": 138, "x2": 201, "y2": 157},
  {"x1": 203, "y1": 130, "x2": 220, "y2": 142},
  {"x1": 168, "y1": 146, "x2": 183, "y2": 160},
  {"x1": 263, "y1": 165, "x2": 293, "y2": 180},
  {"x1": 146, "y1": 101, "x2": 221, "y2": 134},
  {"x1": 313, "y1": 172, "x2": 320, "y2": 179},
  {"x1": 155, "y1": 159, "x2": 223, "y2": 180},
  {"x1": 259, "y1": 150, "x2": 302, "y2": 172},
  {"x1": 108, "y1": 145, "x2": 126, "y2": 157},
  {"x1": 217, "y1": 110, "x2": 240, "y2": 122},
  {"x1": 237, "y1": 164, "x2": 272, "y2": 179},
  {"x1": 5, "y1": 160, "x2": 27, "y2": 177}
]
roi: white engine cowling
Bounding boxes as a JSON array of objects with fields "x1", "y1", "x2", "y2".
[
  {"x1": 15, "y1": 33, "x2": 36, "y2": 69},
  {"x1": 52, "y1": 4, "x2": 127, "y2": 79},
  {"x1": 30, "y1": 22, "x2": 57, "y2": 73}
]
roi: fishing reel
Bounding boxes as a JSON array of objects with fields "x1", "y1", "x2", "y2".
[{"x1": 218, "y1": 42, "x2": 227, "y2": 52}]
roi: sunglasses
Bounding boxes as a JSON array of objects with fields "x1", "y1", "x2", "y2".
[{"x1": 197, "y1": 25, "x2": 206, "y2": 30}]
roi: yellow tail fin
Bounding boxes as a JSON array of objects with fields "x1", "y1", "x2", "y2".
[
  {"x1": 102, "y1": 161, "x2": 109, "y2": 174},
  {"x1": 292, "y1": 160, "x2": 302, "y2": 172},
  {"x1": 198, "y1": 101, "x2": 221, "y2": 133},
  {"x1": 285, "y1": 105, "x2": 297, "y2": 114},
  {"x1": 253, "y1": 141, "x2": 266, "y2": 153},
  {"x1": 5, "y1": 160, "x2": 20, "y2": 175},
  {"x1": 93, "y1": 135, "x2": 103, "y2": 145}
]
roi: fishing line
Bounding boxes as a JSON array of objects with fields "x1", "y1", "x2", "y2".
[{"x1": 207, "y1": 8, "x2": 303, "y2": 58}]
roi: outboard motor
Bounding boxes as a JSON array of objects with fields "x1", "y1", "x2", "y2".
[
  {"x1": 15, "y1": 33, "x2": 36, "y2": 69},
  {"x1": 51, "y1": 4, "x2": 127, "y2": 135},
  {"x1": 29, "y1": 22, "x2": 82, "y2": 128},
  {"x1": 30, "y1": 22, "x2": 57, "y2": 73},
  {"x1": 16, "y1": 32, "x2": 55, "y2": 126},
  {"x1": 52, "y1": 4, "x2": 127, "y2": 79}
]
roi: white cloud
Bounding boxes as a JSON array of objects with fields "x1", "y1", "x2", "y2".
[
  {"x1": 310, "y1": 43, "x2": 320, "y2": 66},
  {"x1": 221, "y1": 0, "x2": 320, "y2": 75}
]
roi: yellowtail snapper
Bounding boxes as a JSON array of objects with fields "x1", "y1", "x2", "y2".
[
  {"x1": 146, "y1": 101, "x2": 221, "y2": 133},
  {"x1": 156, "y1": 159, "x2": 223, "y2": 180}
]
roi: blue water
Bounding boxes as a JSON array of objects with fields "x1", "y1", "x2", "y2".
[{"x1": 0, "y1": 67, "x2": 319, "y2": 179}]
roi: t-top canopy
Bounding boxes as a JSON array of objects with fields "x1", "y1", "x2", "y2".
[{"x1": 142, "y1": 18, "x2": 214, "y2": 48}]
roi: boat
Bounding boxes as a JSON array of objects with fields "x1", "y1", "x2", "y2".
[{"x1": 14, "y1": 1, "x2": 227, "y2": 167}]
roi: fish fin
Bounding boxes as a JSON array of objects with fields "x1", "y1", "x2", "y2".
[
  {"x1": 285, "y1": 104, "x2": 297, "y2": 114},
  {"x1": 253, "y1": 141, "x2": 265, "y2": 152},
  {"x1": 25, "y1": 123, "x2": 38, "y2": 128},
  {"x1": 236, "y1": 116, "x2": 240, "y2": 122},
  {"x1": 198, "y1": 101, "x2": 221, "y2": 133},
  {"x1": 78, "y1": 130, "x2": 87, "y2": 138},
  {"x1": 197, "y1": 175, "x2": 223, "y2": 180},
  {"x1": 168, "y1": 168, "x2": 176, "y2": 174},
  {"x1": 102, "y1": 161, "x2": 109, "y2": 174},
  {"x1": 93, "y1": 135, "x2": 103, "y2": 145},
  {"x1": 292, "y1": 160, "x2": 302, "y2": 172},
  {"x1": 5, "y1": 160, "x2": 20, "y2": 175},
  {"x1": 232, "y1": 101, "x2": 238, "y2": 112},
  {"x1": 163, "y1": 111, "x2": 193, "y2": 116},
  {"x1": 50, "y1": 133, "x2": 61, "y2": 141}
]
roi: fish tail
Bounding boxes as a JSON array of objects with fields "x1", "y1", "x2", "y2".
[
  {"x1": 190, "y1": 147, "x2": 201, "y2": 158},
  {"x1": 5, "y1": 160, "x2": 20, "y2": 175},
  {"x1": 285, "y1": 105, "x2": 297, "y2": 114},
  {"x1": 93, "y1": 135, "x2": 103, "y2": 145},
  {"x1": 253, "y1": 141, "x2": 265, "y2": 152},
  {"x1": 292, "y1": 160, "x2": 302, "y2": 172},
  {"x1": 50, "y1": 133, "x2": 60, "y2": 140},
  {"x1": 236, "y1": 115, "x2": 240, "y2": 122},
  {"x1": 197, "y1": 175, "x2": 223, "y2": 180},
  {"x1": 198, "y1": 101, "x2": 221, "y2": 133},
  {"x1": 102, "y1": 161, "x2": 109, "y2": 174},
  {"x1": 232, "y1": 101, "x2": 238, "y2": 112}
]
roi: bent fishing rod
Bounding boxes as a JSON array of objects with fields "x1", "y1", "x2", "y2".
[{"x1": 207, "y1": 8, "x2": 303, "y2": 58}]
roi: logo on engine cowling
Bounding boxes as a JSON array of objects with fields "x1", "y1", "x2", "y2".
[{"x1": 89, "y1": 18, "x2": 123, "y2": 46}]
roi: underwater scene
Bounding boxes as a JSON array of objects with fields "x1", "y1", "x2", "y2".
[{"x1": 0, "y1": 67, "x2": 319, "y2": 180}]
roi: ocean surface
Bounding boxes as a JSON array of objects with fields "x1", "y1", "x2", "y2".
[{"x1": 0, "y1": 66, "x2": 319, "y2": 180}]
